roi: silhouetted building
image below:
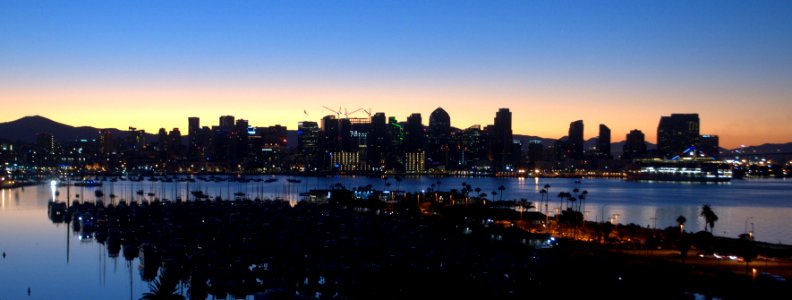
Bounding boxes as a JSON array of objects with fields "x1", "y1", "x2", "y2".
[
  {"x1": 568, "y1": 120, "x2": 584, "y2": 160},
  {"x1": 527, "y1": 140, "x2": 543, "y2": 166},
  {"x1": 427, "y1": 107, "x2": 451, "y2": 169},
  {"x1": 297, "y1": 121, "x2": 320, "y2": 171},
  {"x1": 455, "y1": 125, "x2": 486, "y2": 168},
  {"x1": 98, "y1": 129, "x2": 113, "y2": 155},
  {"x1": 157, "y1": 128, "x2": 168, "y2": 152},
  {"x1": 598, "y1": 124, "x2": 611, "y2": 158},
  {"x1": 490, "y1": 108, "x2": 513, "y2": 170},
  {"x1": 623, "y1": 129, "x2": 647, "y2": 159},
  {"x1": 36, "y1": 133, "x2": 55, "y2": 155},
  {"x1": 386, "y1": 117, "x2": 404, "y2": 171},
  {"x1": 404, "y1": 113, "x2": 425, "y2": 153},
  {"x1": 219, "y1": 115, "x2": 235, "y2": 130},
  {"x1": 321, "y1": 115, "x2": 340, "y2": 169},
  {"x1": 188, "y1": 117, "x2": 200, "y2": 156},
  {"x1": 657, "y1": 113, "x2": 699, "y2": 158},
  {"x1": 126, "y1": 127, "x2": 146, "y2": 153},
  {"x1": 367, "y1": 113, "x2": 388, "y2": 170},
  {"x1": 167, "y1": 128, "x2": 181, "y2": 157},
  {"x1": 698, "y1": 135, "x2": 720, "y2": 159}
]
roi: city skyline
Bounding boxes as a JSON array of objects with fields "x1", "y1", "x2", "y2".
[{"x1": 3, "y1": 1, "x2": 792, "y2": 148}]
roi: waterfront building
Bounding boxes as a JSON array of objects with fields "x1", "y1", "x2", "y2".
[{"x1": 657, "y1": 113, "x2": 699, "y2": 158}]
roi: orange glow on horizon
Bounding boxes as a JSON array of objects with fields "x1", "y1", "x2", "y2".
[{"x1": 1, "y1": 83, "x2": 789, "y2": 149}]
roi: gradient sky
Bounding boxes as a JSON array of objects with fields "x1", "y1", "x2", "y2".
[{"x1": 1, "y1": 1, "x2": 791, "y2": 148}]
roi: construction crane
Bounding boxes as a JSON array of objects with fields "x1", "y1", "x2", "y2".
[
  {"x1": 323, "y1": 106, "x2": 343, "y2": 118},
  {"x1": 322, "y1": 106, "x2": 367, "y2": 118},
  {"x1": 361, "y1": 108, "x2": 373, "y2": 118}
]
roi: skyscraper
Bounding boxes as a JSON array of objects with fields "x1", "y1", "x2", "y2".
[
  {"x1": 98, "y1": 129, "x2": 113, "y2": 155},
  {"x1": 404, "y1": 113, "x2": 425, "y2": 153},
  {"x1": 568, "y1": 120, "x2": 584, "y2": 160},
  {"x1": 427, "y1": 107, "x2": 451, "y2": 169},
  {"x1": 188, "y1": 117, "x2": 200, "y2": 156},
  {"x1": 598, "y1": 124, "x2": 611, "y2": 158},
  {"x1": 367, "y1": 113, "x2": 388, "y2": 169},
  {"x1": 490, "y1": 108, "x2": 513, "y2": 170},
  {"x1": 657, "y1": 113, "x2": 699, "y2": 158},
  {"x1": 298, "y1": 121, "x2": 320, "y2": 171},
  {"x1": 623, "y1": 129, "x2": 647, "y2": 160}
]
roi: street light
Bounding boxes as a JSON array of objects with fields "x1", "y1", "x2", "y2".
[{"x1": 744, "y1": 217, "x2": 754, "y2": 235}]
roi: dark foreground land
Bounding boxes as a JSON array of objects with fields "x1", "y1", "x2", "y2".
[{"x1": 48, "y1": 194, "x2": 791, "y2": 300}]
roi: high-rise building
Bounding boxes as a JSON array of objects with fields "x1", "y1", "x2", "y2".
[
  {"x1": 367, "y1": 113, "x2": 388, "y2": 169},
  {"x1": 219, "y1": 115, "x2": 235, "y2": 130},
  {"x1": 36, "y1": 133, "x2": 55, "y2": 155},
  {"x1": 386, "y1": 117, "x2": 404, "y2": 170},
  {"x1": 188, "y1": 117, "x2": 200, "y2": 156},
  {"x1": 158, "y1": 128, "x2": 168, "y2": 151},
  {"x1": 167, "y1": 128, "x2": 181, "y2": 157},
  {"x1": 98, "y1": 129, "x2": 113, "y2": 155},
  {"x1": 126, "y1": 127, "x2": 146, "y2": 152},
  {"x1": 455, "y1": 125, "x2": 486, "y2": 168},
  {"x1": 568, "y1": 120, "x2": 584, "y2": 160},
  {"x1": 657, "y1": 113, "x2": 699, "y2": 158},
  {"x1": 427, "y1": 107, "x2": 451, "y2": 169},
  {"x1": 598, "y1": 124, "x2": 611, "y2": 158},
  {"x1": 490, "y1": 108, "x2": 513, "y2": 170},
  {"x1": 405, "y1": 151, "x2": 425, "y2": 174},
  {"x1": 404, "y1": 113, "x2": 425, "y2": 153},
  {"x1": 527, "y1": 140, "x2": 543, "y2": 166},
  {"x1": 623, "y1": 129, "x2": 647, "y2": 160},
  {"x1": 298, "y1": 121, "x2": 320, "y2": 170},
  {"x1": 698, "y1": 135, "x2": 720, "y2": 159}
]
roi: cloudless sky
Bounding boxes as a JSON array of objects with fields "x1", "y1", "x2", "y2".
[{"x1": 1, "y1": 0, "x2": 791, "y2": 148}]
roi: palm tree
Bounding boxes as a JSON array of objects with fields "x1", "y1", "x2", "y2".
[
  {"x1": 140, "y1": 270, "x2": 185, "y2": 300},
  {"x1": 497, "y1": 185, "x2": 505, "y2": 201},
  {"x1": 676, "y1": 215, "x2": 687, "y2": 234},
  {"x1": 700, "y1": 204, "x2": 719, "y2": 233},
  {"x1": 579, "y1": 190, "x2": 588, "y2": 213},
  {"x1": 518, "y1": 198, "x2": 535, "y2": 220}
]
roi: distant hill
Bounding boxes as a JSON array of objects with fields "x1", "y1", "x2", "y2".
[
  {"x1": 514, "y1": 134, "x2": 655, "y2": 157},
  {"x1": 723, "y1": 142, "x2": 792, "y2": 160},
  {"x1": 0, "y1": 116, "x2": 154, "y2": 144}
]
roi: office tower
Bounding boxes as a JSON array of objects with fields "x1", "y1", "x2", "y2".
[
  {"x1": 298, "y1": 121, "x2": 320, "y2": 170},
  {"x1": 188, "y1": 117, "x2": 199, "y2": 156},
  {"x1": 386, "y1": 117, "x2": 405, "y2": 170},
  {"x1": 219, "y1": 115, "x2": 235, "y2": 130},
  {"x1": 168, "y1": 128, "x2": 181, "y2": 157},
  {"x1": 490, "y1": 108, "x2": 513, "y2": 170},
  {"x1": 527, "y1": 140, "x2": 543, "y2": 166},
  {"x1": 698, "y1": 135, "x2": 720, "y2": 159},
  {"x1": 36, "y1": 133, "x2": 55, "y2": 155},
  {"x1": 158, "y1": 128, "x2": 168, "y2": 151},
  {"x1": 427, "y1": 107, "x2": 451, "y2": 169},
  {"x1": 98, "y1": 129, "x2": 113, "y2": 155},
  {"x1": 367, "y1": 113, "x2": 388, "y2": 169},
  {"x1": 404, "y1": 113, "x2": 425, "y2": 153},
  {"x1": 568, "y1": 120, "x2": 584, "y2": 160},
  {"x1": 455, "y1": 125, "x2": 485, "y2": 168},
  {"x1": 623, "y1": 129, "x2": 647, "y2": 159},
  {"x1": 598, "y1": 124, "x2": 611, "y2": 158},
  {"x1": 657, "y1": 113, "x2": 699, "y2": 158}
]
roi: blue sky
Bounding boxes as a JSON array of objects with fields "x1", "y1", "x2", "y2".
[{"x1": 2, "y1": 1, "x2": 791, "y2": 147}]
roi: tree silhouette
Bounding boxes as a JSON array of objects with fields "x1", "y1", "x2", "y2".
[
  {"x1": 700, "y1": 204, "x2": 719, "y2": 233},
  {"x1": 497, "y1": 185, "x2": 505, "y2": 201},
  {"x1": 676, "y1": 215, "x2": 687, "y2": 234}
]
